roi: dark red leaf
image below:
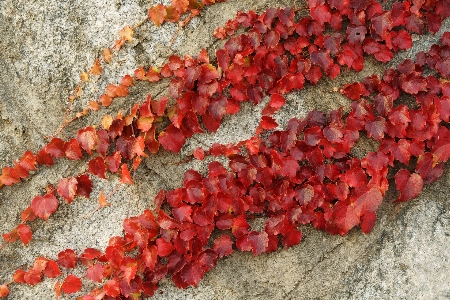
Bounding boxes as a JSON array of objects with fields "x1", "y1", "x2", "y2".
[
  {"x1": 58, "y1": 249, "x2": 77, "y2": 268},
  {"x1": 159, "y1": 124, "x2": 186, "y2": 153},
  {"x1": 395, "y1": 169, "x2": 424, "y2": 202}
]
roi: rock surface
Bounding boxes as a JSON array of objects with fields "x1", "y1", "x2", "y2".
[{"x1": 0, "y1": 0, "x2": 449, "y2": 299}]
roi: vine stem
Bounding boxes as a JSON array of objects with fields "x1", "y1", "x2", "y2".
[{"x1": 83, "y1": 182, "x2": 123, "y2": 219}]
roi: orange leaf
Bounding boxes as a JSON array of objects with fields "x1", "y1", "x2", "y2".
[
  {"x1": 88, "y1": 100, "x2": 99, "y2": 111},
  {"x1": 90, "y1": 59, "x2": 102, "y2": 75},
  {"x1": 103, "y1": 48, "x2": 113, "y2": 63},
  {"x1": 149, "y1": 4, "x2": 167, "y2": 27},
  {"x1": 54, "y1": 281, "x2": 61, "y2": 300},
  {"x1": 100, "y1": 94, "x2": 112, "y2": 107},
  {"x1": 120, "y1": 164, "x2": 134, "y2": 185},
  {"x1": 119, "y1": 25, "x2": 133, "y2": 43},
  {"x1": 172, "y1": 0, "x2": 189, "y2": 14},
  {"x1": 102, "y1": 115, "x2": 113, "y2": 130},
  {"x1": 80, "y1": 71, "x2": 89, "y2": 82},
  {"x1": 98, "y1": 191, "x2": 110, "y2": 208}
]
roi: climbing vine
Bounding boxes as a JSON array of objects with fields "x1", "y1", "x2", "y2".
[{"x1": 1, "y1": 0, "x2": 450, "y2": 298}]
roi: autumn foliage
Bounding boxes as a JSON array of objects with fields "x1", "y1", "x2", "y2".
[{"x1": 1, "y1": 0, "x2": 450, "y2": 298}]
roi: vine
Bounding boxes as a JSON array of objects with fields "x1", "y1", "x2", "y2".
[{"x1": 1, "y1": 0, "x2": 450, "y2": 298}]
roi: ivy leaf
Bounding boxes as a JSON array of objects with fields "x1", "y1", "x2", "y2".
[
  {"x1": 46, "y1": 138, "x2": 65, "y2": 158},
  {"x1": 120, "y1": 164, "x2": 134, "y2": 185},
  {"x1": 76, "y1": 174, "x2": 93, "y2": 198},
  {"x1": 88, "y1": 157, "x2": 107, "y2": 179},
  {"x1": 172, "y1": 0, "x2": 189, "y2": 13},
  {"x1": 57, "y1": 177, "x2": 78, "y2": 204},
  {"x1": 43, "y1": 260, "x2": 61, "y2": 278},
  {"x1": 58, "y1": 249, "x2": 77, "y2": 268},
  {"x1": 104, "y1": 279, "x2": 120, "y2": 298},
  {"x1": 86, "y1": 263, "x2": 105, "y2": 283},
  {"x1": 77, "y1": 127, "x2": 97, "y2": 156},
  {"x1": 64, "y1": 139, "x2": 83, "y2": 160},
  {"x1": 61, "y1": 275, "x2": 82, "y2": 294},
  {"x1": 31, "y1": 194, "x2": 58, "y2": 221},
  {"x1": 0, "y1": 285, "x2": 9, "y2": 298},
  {"x1": 416, "y1": 153, "x2": 445, "y2": 184},
  {"x1": 395, "y1": 169, "x2": 424, "y2": 202},
  {"x1": 17, "y1": 224, "x2": 32, "y2": 246},
  {"x1": 149, "y1": 4, "x2": 167, "y2": 27},
  {"x1": 159, "y1": 124, "x2": 186, "y2": 153},
  {"x1": 119, "y1": 25, "x2": 133, "y2": 43}
]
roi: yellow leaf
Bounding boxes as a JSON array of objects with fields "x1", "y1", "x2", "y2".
[
  {"x1": 119, "y1": 25, "x2": 134, "y2": 43},
  {"x1": 102, "y1": 115, "x2": 113, "y2": 130}
]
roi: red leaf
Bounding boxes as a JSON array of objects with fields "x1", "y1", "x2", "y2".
[
  {"x1": 31, "y1": 194, "x2": 58, "y2": 221},
  {"x1": 159, "y1": 124, "x2": 186, "y2": 153},
  {"x1": 392, "y1": 30, "x2": 412, "y2": 50},
  {"x1": 19, "y1": 151, "x2": 37, "y2": 171},
  {"x1": 46, "y1": 138, "x2": 65, "y2": 158},
  {"x1": 395, "y1": 169, "x2": 424, "y2": 202},
  {"x1": 54, "y1": 281, "x2": 61, "y2": 300},
  {"x1": 360, "y1": 211, "x2": 377, "y2": 234},
  {"x1": 57, "y1": 177, "x2": 78, "y2": 204},
  {"x1": 17, "y1": 224, "x2": 32, "y2": 246},
  {"x1": 365, "y1": 117, "x2": 386, "y2": 140},
  {"x1": 416, "y1": 153, "x2": 445, "y2": 184},
  {"x1": 402, "y1": 76, "x2": 427, "y2": 94},
  {"x1": 58, "y1": 249, "x2": 77, "y2": 268},
  {"x1": 148, "y1": 4, "x2": 167, "y2": 27},
  {"x1": 104, "y1": 279, "x2": 120, "y2": 297},
  {"x1": 36, "y1": 149, "x2": 54, "y2": 166},
  {"x1": 77, "y1": 127, "x2": 97, "y2": 156},
  {"x1": 80, "y1": 248, "x2": 103, "y2": 260},
  {"x1": 43, "y1": 260, "x2": 61, "y2": 278},
  {"x1": 88, "y1": 157, "x2": 107, "y2": 179},
  {"x1": 213, "y1": 235, "x2": 234, "y2": 258},
  {"x1": 155, "y1": 238, "x2": 174, "y2": 257},
  {"x1": 353, "y1": 188, "x2": 383, "y2": 216},
  {"x1": 142, "y1": 245, "x2": 158, "y2": 271},
  {"x1": 0, "y1": 166, "x2": 20, "y2": 186},
  {"x1": 65, "y1": 139, "x2": 83, "y2": 160},
  {"x1": 0, "y1": 285, "x2": 9, "y2": 298},
  {"x1": 21, "y1": 206, "x2": 37, "y2": 222},
  {"x1": 237, "y1": 231, "x2": 269, "y2": 256},
  {"x1": 120, "y1": 163, "x2": 134, "y2": 184},
  {"x1": 24, "y1": 268, "x2": 42, "y2": 285},
  {"x1": 76, "y1": 174, "x2": 93, "y2": 198},
  {"x1": 172, "y1": 205, "x2": 193, "y2": 223},
  {"x1": 193, "y1": 147, "x2": 205, "y2": 160},
  {"x1": 180, "y1": 263, "x2": 204, "y2": 287},
  {"x1": 13, "y1": 269, "x2": 26, "y2": 283},
  {"x1": 86, "y1": 263, "x2": 104, "y2": 283},
  {"x1": 282, "y1": 229, "x2": 302, "y2": 248},
  {"x1": 260, "y1": 116, "x2": 278, "y2": 130},
  {"x1": 61, "y1": 275, "x2": 82, "y2": 294}
]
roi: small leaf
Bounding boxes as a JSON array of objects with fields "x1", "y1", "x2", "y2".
[
  {"x1": 120, "y1": 164, "x2": 133, "y2": 185},
  {"x1": 57, "y1": 177, "x2": 78, "y2": 204},
  {"x1": 31, "y1": 194, "x2": 59, "y2": 221},
  {"x1": 119, "y1": 25, "x2": 133, "y2": 42},
  {"x1": 98, "y1": 191, "x2": 110, "y2": 208},
  {"x1": 148, "y1": 4, "x2": 167, "y2": 27},
  {"x1": 90, "y1": 59, "x2": 102, "y2": 75},
  {"x1": 17, "y1": 224, "x2": 32, "y2": 246},
  {"x1": 0, "y1": 285, "x2": 9, "y2": 298},
  {"x1": 61, "y1": 275, "x2": 82, "y2": 294},
  {"x1": 58, "y1": 249, "x2": 77, "y2": 268}
]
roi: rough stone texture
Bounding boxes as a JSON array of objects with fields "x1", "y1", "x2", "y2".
[{"x1": 0, "y1": 0, "x2": 449, "y2": 299}]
